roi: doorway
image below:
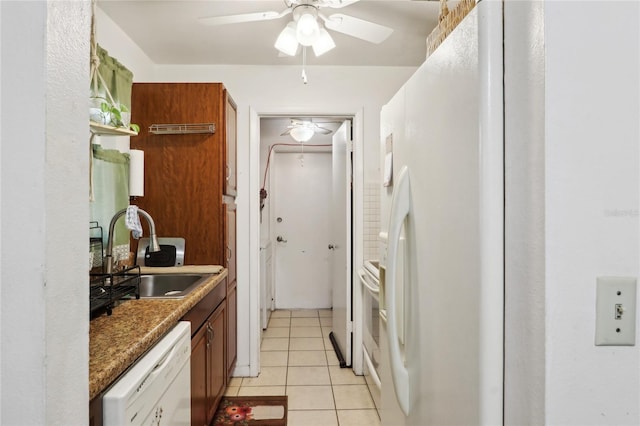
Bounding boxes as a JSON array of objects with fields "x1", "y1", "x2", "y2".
[
  {"x1": 248, "y1": 109, "x2": 365, "y2": 378},
  {"x1": 259, "y1": 116, "x2": 350, "y2": 312}
]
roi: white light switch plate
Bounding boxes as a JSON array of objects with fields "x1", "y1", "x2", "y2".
[{"x1": 595, "y1": 277, "x2": 637, "y2": 346}]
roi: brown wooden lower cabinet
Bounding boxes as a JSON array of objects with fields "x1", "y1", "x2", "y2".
[
  {"x1": 190, "y1": 317, "x2": 209, "y2": 426},
  {"x1": 207, "y1": 303, "x2": 226, "y2": 421},
  {"x1": 190, "y1": 300, "x2": 225, "y2": 426},
  {"x1": 191, "y1": 303, "x2": 226, "y2": 426},
  {"x1": 226, "y1": 280, "x2": 237, "y2": 379},
  {"x1": 89, "y1": 395, "x2": 102, "y2": 426},
  {"x1": 90, "y1": 277, "x2": 235, "y2": 426},
  {"x1": 182, "y1": 279, "x2": 228, "y2": 426}
]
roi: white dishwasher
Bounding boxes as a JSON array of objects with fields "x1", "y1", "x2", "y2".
[{"x1": 103, "y1": 321, "x2": 191, "y2": 425}]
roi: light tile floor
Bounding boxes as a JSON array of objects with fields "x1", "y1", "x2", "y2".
[{"x1": 225, "y1": 309, "x2": 381, "y2": 426}]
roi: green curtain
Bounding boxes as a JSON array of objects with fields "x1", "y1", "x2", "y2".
[
  {"x1": 90, "y1": 144, "x2": 130, "y2": 247},
  {"x1": 91, "y1": 44, "x2": 133, "y2": 109}
]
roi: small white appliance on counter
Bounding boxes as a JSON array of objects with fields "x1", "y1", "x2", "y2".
[
  {"x1": 136, "y1": 237, "x2": 186, "y2": 267},
  {"x1": 103, "y1": 321, "x2": 191, "y2": 425}
]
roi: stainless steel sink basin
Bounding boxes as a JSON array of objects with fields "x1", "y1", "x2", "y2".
[{"x1": 137, "y1": 273, "x2": 211, "y2": 299}]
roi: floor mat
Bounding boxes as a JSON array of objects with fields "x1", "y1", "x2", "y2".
[{"x1": 213, "y1": 395, "x2": 288, "y2": 425}]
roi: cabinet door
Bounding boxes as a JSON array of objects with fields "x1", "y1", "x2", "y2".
[
  {"x1": 224, "y1": 201, "x2": 237, "y2": 379},
  {"x1": 224, "y1": 202, "x2": 236, "y2": 285},
  {"x1": 224, "y1": 90, "x2": 237, "y2": 197},
  {"x1": 89, "y1": 397, "x2": 102, "y2": 426},
  {"x1": 206, "y1": 303, "x2": 226, "y2": 422},
  {"x1": 191, "y1": 323, "x2": 208, "y2": 426},
  {"x1": 131, "y1": 83, "x2": 225, "y2": 265},
  {"x1": 226, "y1": 282, "x2": 237, "y2": 379}
]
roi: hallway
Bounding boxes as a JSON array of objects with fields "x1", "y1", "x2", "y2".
[{"x1": 224, "y1": 309, "x2": 380, "y2": 426}]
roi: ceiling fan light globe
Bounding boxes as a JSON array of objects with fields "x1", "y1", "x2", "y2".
[
  {"x1": 296, "y1": 13, "x2": 320, "y2": 46},
  {"x1": 290, "y1": 126, "x2": 315, "y2": 142},
  {"x1": 275, "y1": 22, "x2": 299, "y2": 56},
  {"x1": 312, "y1": 28, "x2": 336, "y2": 56}
]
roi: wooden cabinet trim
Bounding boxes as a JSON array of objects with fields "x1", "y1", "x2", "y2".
[{"x1": 181, "y1": 280, "x2": 226, "y2": 336}]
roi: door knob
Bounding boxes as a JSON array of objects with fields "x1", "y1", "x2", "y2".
[
  {"x1": 277, "y1": 236, "x2": 287, "y2": 243},
  {"x1": 328, "y1": 244, "x2": 336, "y2": 250}
]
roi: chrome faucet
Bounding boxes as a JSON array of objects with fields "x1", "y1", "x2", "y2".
[{"x1": 105, "y1": 207, "x2": 160, "y2": 275}]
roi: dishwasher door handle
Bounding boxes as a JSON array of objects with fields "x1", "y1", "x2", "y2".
[{"x1": 149, "y1": 341, "x2": 179, "y2": 381}]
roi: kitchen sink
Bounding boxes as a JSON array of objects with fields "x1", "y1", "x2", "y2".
[{"x1": 137, "y1": 273, "x2": 212, "y2": 299}]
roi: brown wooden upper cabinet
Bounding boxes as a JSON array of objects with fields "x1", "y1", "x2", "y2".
[
  {"x1": 224, "y1": 90, "x2": 237, "y2": 198},
  {"x1": 131, "y1": 83, "x2": 237, "y2": 266}
]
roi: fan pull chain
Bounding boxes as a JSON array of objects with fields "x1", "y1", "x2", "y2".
[{"x1": 301, "y1": 47, "x2": 308, "y2": 84}]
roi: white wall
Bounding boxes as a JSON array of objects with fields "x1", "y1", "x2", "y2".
[
  {"x1": 505, "y1": 2, "x2": 640, "y2": 424},
  {"x1": 95, "y1": 7, "x2": 155, "y2": 81},
  {"x1": 504, "y1": 1, "x2": 546, "y2": 424},
  {"x1": 545, "y1": 2, "x2": 639, "y2": 424},
  {"x1": 1, "y1": 1, "x2": 90, "y2": 424}
]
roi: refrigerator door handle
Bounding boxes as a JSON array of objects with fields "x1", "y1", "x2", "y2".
[{"x1": 386, "y1": 165, "x2": 411, "y2": 416}]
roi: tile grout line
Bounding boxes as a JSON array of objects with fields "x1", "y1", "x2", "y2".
[{"x1": 289, "y1": 309, "x2": 337, "y2": 424}]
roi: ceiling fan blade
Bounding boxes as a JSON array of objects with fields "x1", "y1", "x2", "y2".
[
  {"x1": 313, "y1": 120, "x2": 345, "y2": 124},
  {"x1": 199, "y1": 9, "x2": 291, "y2": 26},
  {"x1": 321, "y1": 0, "x2": 362, "y2": 9},
  {"x1": 280, "y1": 129, "x2": 293, "y2": 136},
  {"x1": 314, "y1": 126, "x2": 333, "y2": 135},
  {"x1": 323, "y1": 13, "x2": 393, "y2": 44}
]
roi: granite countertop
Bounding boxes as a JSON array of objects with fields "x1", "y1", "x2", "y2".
[{"x1": 89, "y1": 266, "x2": 227, "y2": 400}]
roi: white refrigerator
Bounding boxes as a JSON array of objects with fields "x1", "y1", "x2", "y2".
[{"x1": 379, "y1": 1, "x2": 504, "y2": 425}]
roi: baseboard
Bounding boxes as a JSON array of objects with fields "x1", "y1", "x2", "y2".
[{"x1": 230, "y1": 364, "x2": 252, "y2": 377}]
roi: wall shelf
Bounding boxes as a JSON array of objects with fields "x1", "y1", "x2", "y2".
[
  {"x1": 90, "y1": 122, "x2": 138, "y2": 137},
  {"x1": 149, "y1": 123, "x2": 216, "y2": 135}
]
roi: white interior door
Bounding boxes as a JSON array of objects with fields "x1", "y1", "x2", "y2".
[
  {"x1": 273, "y1": 151, "x2": 333, "y2": 309},
  {"x1": 330, "y1": 120, "x2": 353, "y2": 366}
]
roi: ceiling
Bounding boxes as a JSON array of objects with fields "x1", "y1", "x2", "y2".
[
  {"x1": 261, "y1": 116, "x2": 347, "y2": 148},
  {"x1": 98, "y1": 0, "x2": 449, "y2": 67},
  {"x1": 98, "y1": 1, "x2": 450, "y2": 142}
]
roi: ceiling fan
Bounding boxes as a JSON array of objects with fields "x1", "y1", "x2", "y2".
[
  {"x1": 280, "y1": 118, "x2": 336, "y2": 142},
  {"x1": 198, "y1": 0, "x2": 394, "y2": 58}
]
